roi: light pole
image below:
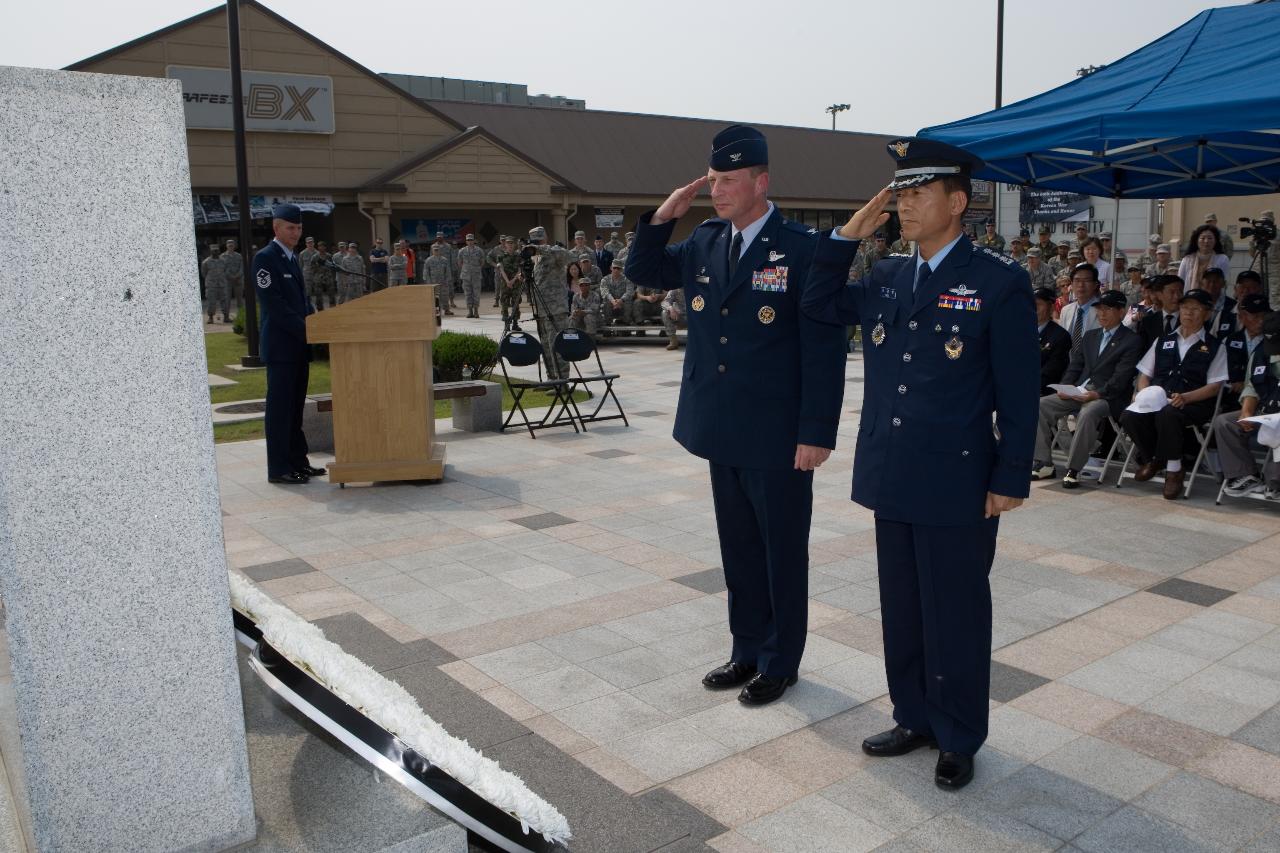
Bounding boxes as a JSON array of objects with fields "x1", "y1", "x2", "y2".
[{"x1": 825, "y1": 103, "x2": 850, "y2": 131}]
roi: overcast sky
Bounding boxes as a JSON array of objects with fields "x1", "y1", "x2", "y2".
[{"x1": 6, "y1": 0, "x2": 1250, "y2": 135}]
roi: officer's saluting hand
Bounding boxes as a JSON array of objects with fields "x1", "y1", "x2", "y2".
[{"x1": 801, "y1": 137, "x2": 1039, "y2": 791}]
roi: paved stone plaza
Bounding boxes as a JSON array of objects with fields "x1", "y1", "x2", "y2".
[{"x1": 215, "y1": 316, "x2": 1280, "y2": 852}]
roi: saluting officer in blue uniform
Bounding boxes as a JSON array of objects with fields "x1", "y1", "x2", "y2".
[
  {"x1": 253, "y1": 203, "x2": 324, "y2": 485},
  {"x1": 626, "y1": 125, "x2": 847, "y2": 706},
  {"x1": 802, "y1": 138, "x2": 1039, "y2": 789}
]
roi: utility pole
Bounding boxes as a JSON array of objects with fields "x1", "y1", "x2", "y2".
[
  {"x1": 825, "y1": 103, "x2": 850, "y2": 131},
  {"x1": 228, "y1": 0, "x2": 260, "y2": 366},
  {"x1": 993, "y1": 0, "x2": 1005, "y2": 237}
]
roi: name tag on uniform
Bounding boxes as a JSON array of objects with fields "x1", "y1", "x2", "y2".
[
  {"x1": 751, "y1": 267, "x2": 788, "y2": 292},
  {"x1": 696, "y1": 275, "x2": 710, "y2": 284},
  {"x1": 283, "y1": 274, "x2": 293, "y2": 278},
  {"x1": 1162, "y1": 340, "x2": 1177, "y2": 349}
]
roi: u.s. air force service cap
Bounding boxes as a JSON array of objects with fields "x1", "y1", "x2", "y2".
[
  {"x1": 272, "y1": 203, "x2": 302, "y2": 223},
  {"x1": 709, "y1": 124, "x2": 767, "y2": 171},
  {"x1": 885, "y1": 137, "x2": 984, "y2": 190}
]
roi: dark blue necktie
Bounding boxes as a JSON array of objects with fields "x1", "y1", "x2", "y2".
[
  {"x1": 728, "y1": 232, "x2": 743, "y2": 279},
  {"x1": 914, "y1": 262, "x2": 932, "y2": 293}
]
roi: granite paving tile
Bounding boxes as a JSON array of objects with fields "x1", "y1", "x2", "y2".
[
  {"x1": 551, "y1": 690, "x2": 672, "y2": 746},
  {"x1": 240, "y1": 557, "x2": 317, "y2": 582},
  {"x1": 1187, "y1": 740, "x2": 1280, "y2": 804},
  {"x1": 381, "y1": 660, "x2": 528, "y2": 751},
  {"x1": 663, "y1": 756, "x2": 807, "y2": 829},
  {"x1": 1242, "y1": 826, "x2": 1280, "y2": 852},
  {"x1": 984, "y1": 705, "x2": 1080, "y2": 762},
  {"x1": 820, "y1": 761, "x2": 963, "y2": 833},
  {"x1": 1234, "y1": 704, "x2": 1280, "y2": 757},
  {"x1": 311, "y1": 613, "x2": 453, "y2": 672},
  {"x1": 738, "y1": 793, "x2": 894, "y2": 853},
  {"x1": 1072, "y1": 806, "x2": 1225, "y2": 853},
  {"x1": 1094, "y1": 709, "x2": 1224, "y2": 767},
  {"x1": 975, "y1": 764, "x2": 1124, "y2": 841},
  {"x1": 1008, "y1": 682, "x2": 1129, "y2": 734},
  {"x1": 504, "y1": 664, "x2": 617, "y2": 713},
  {"x1": 1036, "y1": 735, "x2": 1175, "y2": 801},
  {"x1": 1147, "y1": 578, "x2": 1236, "y2": 607},
  {"x1": 1134, "y1": 771, "x2": 1280, "y2": 850},
  {"x1": 604, "y1": 720, "x2": 734, "y2": 783},
  {"x1": 893, "y1": 803, "x2": 1061, "y2": 853},
  {"x1": 536, "y1": 624, "x2": 636, "y2": 664},
  {"x1": 511, "y1": 512, "x2": 576, "y2": 530},
  {"x1": 989, "y1": 661, "x2": 1051, "y2": 703}
]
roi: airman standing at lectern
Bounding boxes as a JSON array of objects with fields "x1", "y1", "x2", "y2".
[
  {"x1": 801, "y1": 138, "x2": 1039, "y2": 790},
  {"x1": 254, "y1": 204, "x2": 324, "y2": 485},
  {"x1": 625, "y1": 125, "x2": 847, "y2": 707}
]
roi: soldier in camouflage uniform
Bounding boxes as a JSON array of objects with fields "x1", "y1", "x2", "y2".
[
  {"x1": 599, "y1": 260, "x2": 635, "y2": 327},
  {"x1": 569, "y1": 230, "x2": 593, "y2": 263},
  {"x1": 338, "y1": 243, "x2": 366, "y2": 304},
  {"x1": 222, "y1": 239, "x2": 244, "y2": 313},
  {"x1": 496, "y1": 236, "x2": 524, "y2": 331},
  {"x1": 604, "y1": 231, "x2": 625, "y2": 256},
  {"x1": 1048, "y1": 242, "x2": 1072, "y2": 278},
  {"x1": 1009, "y1": 232, "x2": 1029, "y2": 265},
  {"x1": 631, "y1": 256, "x2": 664, "y2": 325},
  {"x1": 889, "y1": 234, "x2": 912, "y2": 255},
  {"x1": 1069, "y1": 224, "x2": 1090, "y2": 253},
  {"x1": 299, "y1": 236, "x2": 318, "y2": 306},
  {"x1": 577, "y1": 253, "x2": 602, "y2": 285},
  {"x1": 975, "y1": 220, "x2": 1005, "y2": 252},
  {"x1": 310, "y1": 241, "x2": 335, "y2": 310},
  {"x1": 430, "y1": 232, "x2": 459, "y2": 308},
  {"x1": 570, "y1": 278, "x2": 602, "y2": 336},
  {"x1": 660, "y1": 287, "x2": 685, "y2": 350},
  {"x1": 457, "y1": 233, "x2": 486, "y2": 318},
  {"x1": 486, "y1": 237, "x2": 505, "y2": 306},
  {"x1": 422, "y1": 243, "x2": 454, "y2": 316},
  {"x1": 525, "y1": 225, "x2": 571, "y2": 380},
  {"x1": 1024, "y1": 247, "x2": 1056, "y2": 291},
  {"x1": 1135, "y1": 234, "x2": 1162, "y2": 271},
  {"x1": 387, "y1": 243, "x2": 409, "y2": 287},
  {"x1": 862, "y1": 232, "x2": 891, "y2": 275},
  {"x1": 201, "y1": 244, "x2": 230, "y2": 322},
  {"x1": 1033, "y1": 226, "x2": 1057, "y2": 259},
  {"x1": 1145, "y1": 244, "x2": 1174, "y2": 277},
  {"x1": 614, "y1": 231, "x2": 635, "y2": 265}
]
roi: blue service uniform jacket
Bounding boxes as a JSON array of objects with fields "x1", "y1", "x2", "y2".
[
  {"x1": 252, "y1": 241, "x2": 314, "y2": 363},
  {"x1": 802, "y1": 234, "x2": 1039, "y2": 525},
  {"x1": 626, "y1": 208, "x2": 847, "y2": 471}
]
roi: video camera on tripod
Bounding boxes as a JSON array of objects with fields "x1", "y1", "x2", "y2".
[{"x1": 1240, "y1": 216, "x2": 1276, "y2": 248}]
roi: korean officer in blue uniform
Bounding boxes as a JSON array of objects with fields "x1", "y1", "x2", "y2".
[
  {"x1": 253, "y1": 203, "x2": 323, "y2": 485},
  {"x1": 626, "y1": 125, "x2": 847, "y2": 706},
  {"x1": 801, "y1": 138, "x2": 1039, "y2": 789}
]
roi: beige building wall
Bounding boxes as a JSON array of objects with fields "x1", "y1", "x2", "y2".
[
  {"x1": 73, "y1": 4, "x2": 458, "y2": 190},
  {"x1": 390, "y1": 136, "x2": 560, "y2": 206}
]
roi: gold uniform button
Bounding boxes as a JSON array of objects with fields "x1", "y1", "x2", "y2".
[{"x1": 718, "y1": 364, "x2": 727, "y2": 373}]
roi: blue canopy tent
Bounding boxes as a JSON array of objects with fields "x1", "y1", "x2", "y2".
[{"x1": 919, "y1": 4, "x2": 1280, "y2": 200}]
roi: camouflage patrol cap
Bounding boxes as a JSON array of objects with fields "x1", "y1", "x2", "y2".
[
  {"x1": 1067, "y1": 248, "x2": 1083, "y2": 258},
  {"x1": 1156, "y1": 243, "x2": 1171, "y2": 253},
  {"x1": 465, "y1": 233, "x2": 475, "y2": 241},
  {"x1": 1038, "y1": 225, "x2": 1052, "y2": 234},
  {"x1": 611, "y1": 259, "x2": 623, "y2": 268},
  {"x1": 337, "y1": 241, "x2": 347, "y2": 248},
  {"x1": 1149, "y1": 233, "x2": 1162, "y2": 243},
  {"x1": 529, "y1": 226, "x2": 547, "y2": 241},
  {"x1": 574, "y1": 230, "x2": 586, "y2": 238},
  {"x1": 625, "y1": 231, "x2": 635, "y2": 239},
  {"x1": 1027, "y1": 247, "x2": 1042, "y2": 258},
  {"x1": 610, "y1": 231, "x2": 619, "y2": 238}
]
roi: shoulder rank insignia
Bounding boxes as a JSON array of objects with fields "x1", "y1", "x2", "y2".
[
  {"x1": 256, "y1": 269, "x2": 271, "y2": 289},
  {"x1": 945, "y1": 335, "x2": 964, "y2": 360}
]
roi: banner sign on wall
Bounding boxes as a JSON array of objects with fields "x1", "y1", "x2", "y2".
[
  {"x1": 167, "y1": 66, "x2": 335, "y2": 134},
  {"x1": 192, "y1": 194, "x2": 334, "y2": 224},
  {"x1": 594, "y1": 207, "x2": 625, "y2": 229},
  {"x1": 399, "y1": 219, "x2": 473, "y2": 244},
  {"x1": 970, "y1": 180, "x2": 993, "y2": 207},
  {"x1": 1019, "y1": 188, "x2": 1091, "y2": 223}
]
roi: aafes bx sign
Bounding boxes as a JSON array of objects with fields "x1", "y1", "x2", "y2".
[{"x1": 166, "y1": 66, "x2": 334, "y2": 134}]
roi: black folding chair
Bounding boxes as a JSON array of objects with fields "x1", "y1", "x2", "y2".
[
  {"x1": 497, "y1": 331, "x2": 579, "y2": 438},
  {"x1": 553, "y1": 329, "x2": 629, "y2": 430}
]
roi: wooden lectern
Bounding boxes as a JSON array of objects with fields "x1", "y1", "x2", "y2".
[{"x1": 306, "y1": 286, "x2": 444, "y2": 485}]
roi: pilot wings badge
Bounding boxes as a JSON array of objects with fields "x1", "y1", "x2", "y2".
[
  {"x1": 768, "y1": 251, "x2": 786, "y2": 262},
  {"x1": 948, "y1": 283, "x2": 978, "y2": 297}
]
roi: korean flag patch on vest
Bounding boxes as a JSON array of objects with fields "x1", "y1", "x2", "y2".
[{"x1": 256, "y1": 268, "x2": 271, "y2": 289}]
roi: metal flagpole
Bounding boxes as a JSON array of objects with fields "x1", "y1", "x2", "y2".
[{"x1": 228, "y1": 0, "x2": 261, "y2": 366}]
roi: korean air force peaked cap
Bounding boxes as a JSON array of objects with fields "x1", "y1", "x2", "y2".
[
  {"x1": 709, "y1": 124, "x2": 767, "y2": 171},
  {"x1": 886, "y1": 137, "x2": 984, "y2": 190},
  {"x1": 272, "y1": 203, "x2": 302, "y2": 223}
]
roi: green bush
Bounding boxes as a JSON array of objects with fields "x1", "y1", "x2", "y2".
[{"x1": 432, "y1": 331, "x2": 498, "y2": 382}]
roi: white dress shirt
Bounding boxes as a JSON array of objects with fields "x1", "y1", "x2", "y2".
[{"x1": 730, "y1": 202, "x2": 775, "y2": 259}]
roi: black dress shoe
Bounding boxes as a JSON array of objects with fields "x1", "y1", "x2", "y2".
[
  {"x1": 299, "y1": 465, "x2": 327, "y2": 477},
  {"x1": 268, "y1": 472, "x2": 309, "y2": 485},
  {"x1": 702, "y1": 661, "x2": 756, "y2": 690},
  {"x1": 935, "y1": 751, "x2": 974, "y2": 789},
  {"x1": 862, "y1": 725, "x2": 938, "y2": 757},
  {"x1": 737, "y1": 673, "x2": 797, "y2": 706}
]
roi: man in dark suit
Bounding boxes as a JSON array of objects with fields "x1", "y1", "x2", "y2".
[
  {"x1": 626, "y1": 125, "x2": 846, "y2": 706},
  {"x1": 592, "y1": 235, "x2": 614, "y2": 277},
  {"x1": 1036, "y1": 287, "x2": 1072, "y2": 395},
  {"x1": 1032, "y1": 290, "x2": 1143, "y2": 487},
  {"x1": 802, "y1": 138, "x2": 1039, "y2": 790},
  {"x1": 252, "y1": 203, "x2": 322, "y2": 485},
  {"x1": 1139, "y1": 274, "x2": 1184, "y2": 350}
]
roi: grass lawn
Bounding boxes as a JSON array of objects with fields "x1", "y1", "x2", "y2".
[{"x1": 208, "y1": 332, "x2": 585, "y2": 443}]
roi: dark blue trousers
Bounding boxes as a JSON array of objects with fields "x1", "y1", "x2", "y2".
[
  {"x1": 265, "y1": 360, "x2": 310, "y2": 478},
  {"x1": 709, "y1": 462, "x2": 813, "y2": 679},
  {"x1": 874, "y1": 516, "x2": 999, "y2": 756}
]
